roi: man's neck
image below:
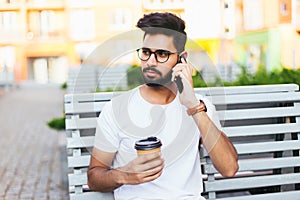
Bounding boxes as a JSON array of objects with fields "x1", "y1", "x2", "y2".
[{"x1": 139, "y1": 83, "x2": 177, "y2": 105}]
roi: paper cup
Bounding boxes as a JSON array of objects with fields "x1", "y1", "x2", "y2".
[{"x1": 135, "y1": 136, "x2": 162, "y2": 156}]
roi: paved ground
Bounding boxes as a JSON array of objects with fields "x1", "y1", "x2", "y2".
[{"x1": 0, "y1": 83, "x2": 69, "y2": 200}]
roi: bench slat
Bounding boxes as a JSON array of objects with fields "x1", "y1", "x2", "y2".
[
  {"x1": 69, "y1": 173, "x2": 87, "y2": 186},
  {"x1": 66, "y1": 118, "x2": 97, "y2": 130},
  {"x1": 67, "y1": 136, "x2": 95, "y2": 149},
  {"x1": 65, "y1": 92, "x2": 122, "y2": 103},
  {"x1": 204, "y1": 156, "x2": 300, "y2": 174},
  {"x1": 65, "y1": 102, "x2": 107, "y2": 114},
  {"x1": 234, "y1": 140, "x2": 300, "y2": 154},
  {"x1": 204, "y1": 173, "x2": 300, "y2": 192},
  {"x1": 194, "y1": 84, "x2": 299, "y2": 96},
  {"x1": 201, "y1": 140, "x2": 300, "y2": 157},
  {"x1": 65, "y1": 114, "x2": 300, "y2": 132},
  {"x1": 223, "y1": 123, "x2": 300, "y2": 137},
  {"x1": 217, "y1": 106, "x2": 300, "y2": 121},
  {"x1": 206, "y1": 92, "x2": 300, "y2": 105},
  {"x1": 68, "y1": 155, "x2": 91, "y2": 168},
  {"x1": 70, "y1": 191, "x2": 114, "y2": 200},
  {"x1": 219, "y1": 190, "x2": 300, "y2": 200}
]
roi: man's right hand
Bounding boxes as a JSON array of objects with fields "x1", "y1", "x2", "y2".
[{"x1": 117, "y1": 152, "x2": 164, "y2": 185}]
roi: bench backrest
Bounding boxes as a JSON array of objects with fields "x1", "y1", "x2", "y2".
[{"x1": 64, "y1": 84, "x2": 300, "y2": 200}]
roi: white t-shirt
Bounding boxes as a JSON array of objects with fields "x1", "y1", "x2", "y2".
[{"x1": 94, "y1": 87, "x2": 221, "y2": 200}]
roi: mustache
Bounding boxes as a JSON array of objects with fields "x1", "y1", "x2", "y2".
[{"x1": 143, "y1": 67, "x2": 162, "y2": 76}]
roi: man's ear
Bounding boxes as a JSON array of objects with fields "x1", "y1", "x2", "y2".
[
  {"x1": 179, "y1": 51, "x2": 188, "y2": 62},
  {"x1": 180, "y1": 51, "x2": 188, "y2": 59}
]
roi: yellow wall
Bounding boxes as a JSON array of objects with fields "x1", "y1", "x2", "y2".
[{"x1": 280, "y1": 24, "x2": 300, "y2": 69}]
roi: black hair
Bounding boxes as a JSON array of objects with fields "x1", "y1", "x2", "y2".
[{"x1": 136, "y1": 12, "x2": 187, "y2": 52}]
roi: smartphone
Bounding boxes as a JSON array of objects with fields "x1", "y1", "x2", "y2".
[{"x1": 174, "y1": 56, "x2": 186, "y2": 93}]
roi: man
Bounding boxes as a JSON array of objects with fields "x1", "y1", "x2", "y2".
[{"x1": 88, "y1": 12, "x2": 238, "y2": 200}]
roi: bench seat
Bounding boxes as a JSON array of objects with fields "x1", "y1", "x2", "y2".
[{"x1": 64, "y1": 84, "x2": 300, "y2": 200}]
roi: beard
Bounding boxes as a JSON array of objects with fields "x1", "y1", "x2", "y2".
[{"x1": 142, "y1": 67, "x2": 173, "y2": 88}]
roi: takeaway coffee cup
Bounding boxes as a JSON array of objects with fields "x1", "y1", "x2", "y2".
[{"x1": 135, "y1": 136, "x2": 162, "y2": 156}]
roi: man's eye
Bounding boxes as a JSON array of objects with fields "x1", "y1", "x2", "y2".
[
  {"x1": 142, "y1": 50, "x2": 150, "y2": 55},
  {"x1": 157, "y1": 51, "x2": 169, "y2": 58}
]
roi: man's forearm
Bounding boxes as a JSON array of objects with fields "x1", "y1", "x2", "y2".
[
  {"x1": 88, "y1": 166, "x2": 124, "y2": 192},
  {"x1": 192, "y1": 111, "x2": 239, "y2": 177}
]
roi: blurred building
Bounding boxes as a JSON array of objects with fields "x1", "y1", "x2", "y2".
[
  {"x1": 0, "y1": 0, "x2": 142, "y2": 84},
  {"x1": 233, "y1": 0, "x2": 300, "y2": 72},
  {"x1": 0, "y1": 0, "x2": 299, "y2": 84}
]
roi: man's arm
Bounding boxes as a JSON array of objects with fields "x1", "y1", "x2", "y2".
[
  {"x1": 192, "y1": 111, "x2": 238, "y2": 177},
  {"x1": 171, "y1": 58, "x2": 238, "y2": 177},
  {"x1": 88, "y1": 148, "x2": 123, "y2": 192},
  {"x1": 88, "y1": 147, "x2": 164, "y2": 192}
]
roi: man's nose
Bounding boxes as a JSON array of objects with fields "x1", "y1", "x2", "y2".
[{"x1": 147, "y1": 53, "x2": 158, "y2": 65}]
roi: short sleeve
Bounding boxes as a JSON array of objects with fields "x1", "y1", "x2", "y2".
[
  {"x1": 195, "y1": 94, "x2": 222, "y2": 130},
  {"x1": 94, "y1": 101, "x2": 120, "y2": 152}
]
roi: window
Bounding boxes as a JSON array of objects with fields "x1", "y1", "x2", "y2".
[
  {"x1": 109, "y1": 9, "x2": 132, "y2": 30},
  {"x1": 243, "y1": 0, "x2": 264, "y2": 30},
  {"x1": 69, "y1": 9, "x2": 95, "y2": 41},
  {"x1": 40, "y1": 10, "x2": 55, "y2": 35},
  {"x1": 0, "y1": 11, "x2": 17, "y2": 32},
  {"x1": 0, "y1": 46, "x2": 15, "y2": 73},
  {"x1": 293, "y1": 0, "x2": 300, "y2": 32},
  {"x1": 279, "y1": 0, "x2": 291, "y2": 23},
  {"x1": 281, "y1": 2, "x2": 288, "y2": 15},
  {"x1": 0, "y1": 0, "x2": 18, "y2": 3},
  {"x1": 223, "y1": 0, "x2": 235, "y2": 38},
  {"x1": 27, "y1": 10, "x2": 64, "y2": 39}
]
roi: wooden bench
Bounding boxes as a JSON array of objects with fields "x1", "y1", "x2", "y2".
[
  {"x1": 67, "y1": 64, "x2": 99, "y2": 94},
  {"x1": 67, "y1": 64, "x2": 129, "y2": 94},
  {"x1": 64, "y1": 84, "x2": 300, "y2": 200}
]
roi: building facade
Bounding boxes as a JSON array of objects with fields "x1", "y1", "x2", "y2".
[{"x1": 1, "y1": 0, "x2": 299, "y2": 84}]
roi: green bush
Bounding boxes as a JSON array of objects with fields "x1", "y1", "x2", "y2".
[
  {"x1": 61, "y1": 82, "x2": 67, "y2": 89},
  {"x1": 125, "y1": 64, "x2": 300, "y2": 88},
  {"x1": 127, "y1": 65, "x2": 144, "y2": 89},
  {"x1": 47, "y1": 116, "x2": 65, "y2": 131},
  {"x1": 225, "y1": 66, "x2": 300, "y2": 86}
]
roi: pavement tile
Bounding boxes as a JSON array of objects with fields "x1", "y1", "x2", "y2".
[{"x1": 0, "y1": 83, "x2": 69, "y2": 200}]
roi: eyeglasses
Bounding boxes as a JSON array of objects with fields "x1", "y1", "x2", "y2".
[{"x1": 136, "y1": 48, "x2": 179, "y2": 63}]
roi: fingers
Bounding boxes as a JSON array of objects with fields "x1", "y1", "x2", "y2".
[
  {"x1": 172, "y1": 59, "x2": 192, "y2": 82},
  {"x1": 119, "y1": 152, "x2": 164, "y2": 185},
  {"x1": 135, "y1": 152, "x2": 164, "y2": 171}
]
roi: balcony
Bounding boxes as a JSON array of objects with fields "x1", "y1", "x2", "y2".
[
  {"x1": 142, "y1": 0, "x2": 185, "y2": 10},
  {"x1": 66, "y1": 0, "x2": 94, "y2": 8},
  {"x1": 0, "y1": 30, "x2": 25, "y2": 43},
  {"x1": 26, "y1": 0, "x2": 65, "y2": 10},
  {"x1": 0, "y1": 0, "x2": 22, "y2": 11},
  {"x1": 26, "y1": 30, "x2": 66, "y2": 42}
]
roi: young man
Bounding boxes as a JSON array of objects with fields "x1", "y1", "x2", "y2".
[{"x1": 88, "y1": 12, "x2": 238, "y2": 200}]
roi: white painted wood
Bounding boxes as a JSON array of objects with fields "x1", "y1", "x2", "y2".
[
  {"x1": 68, "y1": 155, "x2": 91, "y2": 168},
  {"x1": 204, "y1": 173, "x2": 300, "y2": 192},
  {"x1": 67, "y1": 136, "x2": 95, "y2": 149},
  {"x1": 68, "y1": 173, "x2": 87, "y2": 186},
  {"x1": 220, "y1": 190, "x2": 300, "y2": 200},
  {"x1": 70, "y1": 191, "x2": 114, "y2": 200},
  {"x1": 63, "y1": 84, "x2": 300, "y2": 200},
  {"x1": 217, "y1": 106, "x2": 300, "y2": 121},
  {"x1": 194, "y1": 84, "x2": 299, "y2": 95},
  {"x1": 223, "y1": 123, "x2": 300, "y2": 137},
  {"x1": 201, "y1": 140, "x2": 300, "y2": 157},
  {"x1": 205, "y1": 92, "x2": 300, "y2": 105},
  {"x1": 65, "y1": 118, "x2": 97, "y2": 130},
  {"x1": 204, "y1": 157, "x2": 300, "y2": 174}
]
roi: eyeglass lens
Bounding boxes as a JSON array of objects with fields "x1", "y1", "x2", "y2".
[{"x1": 137, "y1": 48, "x2": 173, "y2": 63}]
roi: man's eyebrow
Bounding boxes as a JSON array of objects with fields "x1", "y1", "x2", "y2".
[{"x1": 141, "y1": 47, "x2": 170, "y2": 52}]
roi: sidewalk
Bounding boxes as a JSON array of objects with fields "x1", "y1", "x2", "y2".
[{"x1": 0, "y1": 83, "x2": 69, "y2": 200}]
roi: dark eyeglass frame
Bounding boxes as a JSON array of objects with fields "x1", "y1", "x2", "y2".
[{"x1": 136, "y1": 48, "x2": 180, "y2": 63}]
